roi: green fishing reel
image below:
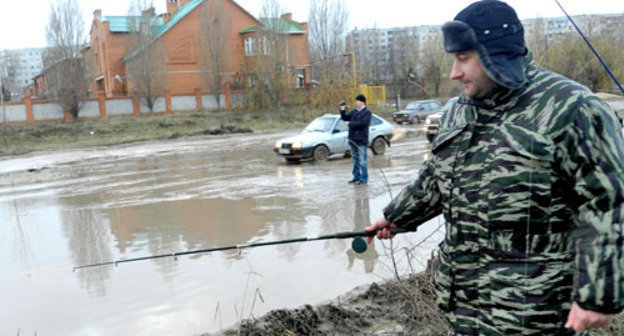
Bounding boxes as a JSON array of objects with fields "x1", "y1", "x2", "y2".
[
  {"x1": 350, "y1": 227, "x2": 407, "y2": 254},
  {"x1": 351, "y1": 236, "x2": 368, "y2": 254}
]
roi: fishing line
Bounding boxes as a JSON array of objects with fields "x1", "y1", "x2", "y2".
[{"x1": 555, "y1": 0, "x2": 624, "y2": 95}]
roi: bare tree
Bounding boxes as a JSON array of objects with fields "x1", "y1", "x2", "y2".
[
  {"x1": 245, "y1": 0, "x2": 290, "y2": 109},
  {"x1": 420, "y1": 30, "x2": 451, "y2": 98},
  {"x1": 353, "y1": 26, "x2": 394, "y2": 86},
  {"x1": 199, "y1": 0, "x2": 231, "y2": 109},
  {"x1": 387, "y1": 30, "x2": 420, "y2": 98},
  {"x1": 0, "y1": 51, "x2": 20, "y2": 96},
  {"x1": 526, "y1": 17, "x2": 550, "y2": 68},
  {"x1": 308, "y1": 0, "x2": 351, "y2": 107},
  {"x1": 125, "y1": 0, "x2": 166, "y2": 112},
  {"x1": 548, "y1": 25, "x2": 624, "y2": 93},
  {"x1": 44, "y1": 0, "x2": 88, "y2": 120},
  {"x1": 308, "y1": 0, "x2": 349, "y2": 62}
]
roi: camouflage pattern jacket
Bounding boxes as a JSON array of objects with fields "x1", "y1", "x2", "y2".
[{"x1": 383, "y1": 58, "x2": 624, "y2": 336}]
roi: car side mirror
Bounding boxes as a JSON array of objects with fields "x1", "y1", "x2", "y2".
[{"x1": 332, "y1": 129, "x2": 341, "y2": 134}]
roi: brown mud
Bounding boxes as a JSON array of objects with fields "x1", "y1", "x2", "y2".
[{"x1": 210, "y1": 272, "x2": 449, "y2": 336}]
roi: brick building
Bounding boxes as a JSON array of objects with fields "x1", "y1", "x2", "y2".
[{"x1": 86, "y1": 0, "x2": 310, "y2": 97}]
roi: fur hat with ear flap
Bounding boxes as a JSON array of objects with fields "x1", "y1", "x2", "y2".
[{"x1": 441, "y1": 0, "x2": 528, "y2": 89}]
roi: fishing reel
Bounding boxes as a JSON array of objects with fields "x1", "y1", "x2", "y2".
[{"x1": 350, "y1": 227, "x2": 407, "y2": 254}]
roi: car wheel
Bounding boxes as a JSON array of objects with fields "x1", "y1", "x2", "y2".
[
  {"x1": 312, "y1": 145, "x2": 329, "y2": 161},
  {"x1": 371, "y1": 137, "x2": 386, "y2": 155}
]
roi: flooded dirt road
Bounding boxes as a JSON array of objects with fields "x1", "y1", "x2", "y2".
[{"x1": 0, "y1": 127, "x2": 444, "y2": 336}]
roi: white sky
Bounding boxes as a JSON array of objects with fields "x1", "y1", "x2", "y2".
[{"x1": 1, "y1": 0, "x2": 622, "y2": 50}]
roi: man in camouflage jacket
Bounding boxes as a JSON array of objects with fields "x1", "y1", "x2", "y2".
[{"x1": 366, "y1": 1, "x2": 624, "y2": 335}]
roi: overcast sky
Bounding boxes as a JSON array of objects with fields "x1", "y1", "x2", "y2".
[{"x1": 1, "y1": 0, "x2": 622, "y2": 50}]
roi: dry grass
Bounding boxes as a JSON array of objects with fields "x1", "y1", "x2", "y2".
[
  {"x1": 0, "y1": 107, "x2": 331, "y2": 157},
  {"x1": 211, "y1": 271, "x2": 448, "y2": 336}
]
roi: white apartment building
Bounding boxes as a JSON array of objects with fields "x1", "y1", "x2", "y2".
[
  {"x1": 0, "y1": 47, "x2": 45, "y2": 88},
  {"x1": 347, "y1": 13, "x2": 624, "y2": 84}
]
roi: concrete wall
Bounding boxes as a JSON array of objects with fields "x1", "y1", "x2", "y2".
[
  {"x1": 1, "y1": 105, "x2": 27, "y2": 122},
  {"x1": 79, "y1": 101, "x2": 100, "y2": 118},
  {"x1": 0, "y1": 90, "x2": 250, "y2": 124},
  {"x1": 140, "y1": 97, "x2": 166, "y2": 113},
  {"x1": 106, "y1": 98, "x2": 134, "y2": 116},
  {"x1": 231, "y1": 93, "x2": 245, "y2": 107},
  {"x1": 201, "y1": 94, "x2": 228, "y2": 109},
  {"x1": 33, "y1": 103, "x2": 64, "y2": 121},
  {"x1": 172, "y1": 95, "x2": 197, "y2": 111}
]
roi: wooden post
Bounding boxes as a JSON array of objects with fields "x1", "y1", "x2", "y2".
[
  {"x1": 98, "y1": 91, "x2": 107, "y2": 118},
  {"x1": 165, "y1": 90, "x2": 172, "y2": 114},
  {"x1": 195, "y1": 88, "x2": 202, "y2": 111},
  {"x1": 24, "y1": 92, "x2": 34, "y2": 124}
]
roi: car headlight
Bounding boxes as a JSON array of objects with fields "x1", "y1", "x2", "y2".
[
  {"x1": 403, "y1": 114, "x2": 408, "y2": 117},
  {"x1": 274, "y1": 142, "x2": 282, "y2": 149},
  {"x1": 425, "y1": 119, "x2": 431, "y2": 124},
  {"x1": 292, "y1": 142, "x2": 303, "y2": 150}
]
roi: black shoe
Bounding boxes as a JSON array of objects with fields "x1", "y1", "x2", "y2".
[
  {"x1": 348, "y1": 179, "x2": 360, "y2": 184},
  {"x1": 355, "y1": 180, "x2": 367, "y2": 185}
]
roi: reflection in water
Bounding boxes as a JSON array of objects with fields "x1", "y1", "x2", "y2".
[
  {"x1": 346, "y1": 193, "x2": 379, "y2": 273},
  {"x1": 294, "y1": 167, "x2": 304, "y2": 188},
  {"x1": 0, "y1": 131, "x2": 443, "y2": 336},
  {"x1": 63, "y1": 208, "x2": 113, "y2": 297},
  {"x1": 68, "y1": 197, "x2": 301, "y2": 293}
]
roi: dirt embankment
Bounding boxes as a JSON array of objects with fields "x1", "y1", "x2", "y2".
[
  {"x1": 207, "y1": 270, "x2": 624, "y2": 336},
  {"x1": 207, "y1": 272, "x2": 449, "y2": 336}
]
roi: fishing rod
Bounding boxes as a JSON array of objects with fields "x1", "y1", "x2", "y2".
[
  {"x1": 73, "y1": 227, "x2": 408, "y2": 271},
  {"x1": 555, "y1": 0, "x2": 624, "y2": 95}
]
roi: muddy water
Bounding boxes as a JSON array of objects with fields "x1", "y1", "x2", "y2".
[{"x1": 0, "y1": 128, "x2": 444, "y2": 336}]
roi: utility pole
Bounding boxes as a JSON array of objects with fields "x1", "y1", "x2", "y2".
[
  {"x1": 1, "y1": 56, "x2": 7, "y2": 127},
  {"x1": 344, "y1": 52, "x2": 357, "y2": 95},
  {"x1": 544, "y1": 34, "x2": 550, "y2": 70}
]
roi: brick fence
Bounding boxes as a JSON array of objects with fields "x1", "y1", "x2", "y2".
[{"x1": 0, "y1": 87, "x2": 246, "y2": 125}]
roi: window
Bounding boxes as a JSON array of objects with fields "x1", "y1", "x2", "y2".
[
  {"x1": 258, "y1": 36, "x2": 270, "y2": 55},
  {"x1": 334, "y1": 120, "x2": 349, "y2": 132},
  {"x1": 371, "y1": 116, "x2": 383, "y2": 126},
  {"x1": 296, "y1": 68, "x2": 305, "y2": 88},
  {"x1": 248, "y1": 74, "x2": 257, "y2": 88},
  {"x1": 244, "y1": 37, "x2": 255, "y2": 56}
]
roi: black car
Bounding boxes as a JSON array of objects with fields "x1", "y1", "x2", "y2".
[{"x1": 391, "y1": 100, "x2": 442, "y2": 124}]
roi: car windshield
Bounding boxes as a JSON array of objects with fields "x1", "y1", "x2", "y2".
[
  {"x1": 442, "y1": 98, "x2": 458, "y2": 113},
  {"x1": 304, "y1": 117, "x2": 336, "y2": 132},
  {"x1": 405, "y1": 102, "x2": 425, "y2": 110}
]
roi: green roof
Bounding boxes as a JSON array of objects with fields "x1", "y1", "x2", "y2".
[
  {"x1": 239, "y1": 18, "x2": 305, "y2": 34},
  {"x1": 123, "y1": 0, "x2": 204, "y2": 62},
  {"x1": 102, "y1": 16, "x2": 164, "y2": 33}
]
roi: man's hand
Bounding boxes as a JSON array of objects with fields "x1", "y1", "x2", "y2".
[
  {"x1": 365, "y1": 218, "x2": 397, "y2": 244},
  {"x1": 565, "y1": 302, "x2": 612, "y2": 332}
]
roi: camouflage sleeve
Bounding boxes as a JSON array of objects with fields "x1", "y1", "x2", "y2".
[
  {"x1": 560, "y1": 97, "x2": 624, "y2": 314},
  {"x1": 382, "y1": 158, "x2": 443, "y2": 231}
]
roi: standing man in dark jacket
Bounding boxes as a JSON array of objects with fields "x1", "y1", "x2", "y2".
[
  {"x1": 340, "y1": 94, "x2": 372, "y2": 185},
  {"x1": 366, "y1": 1, "x2": 624, "y2": 335}
]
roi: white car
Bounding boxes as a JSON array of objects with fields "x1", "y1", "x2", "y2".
[{"x1": 273, "y1": 114, "x2": 394, "y2": 162}]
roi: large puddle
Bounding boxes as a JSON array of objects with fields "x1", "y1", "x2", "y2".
[{"x1": 1, "y1": 129, "x2": 443, "y2": 335}]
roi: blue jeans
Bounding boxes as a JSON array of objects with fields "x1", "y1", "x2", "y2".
[{"x1": 349, "y1": 144, "x2": 368, "y2": 182}]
